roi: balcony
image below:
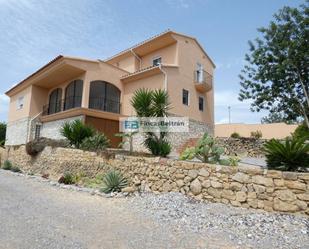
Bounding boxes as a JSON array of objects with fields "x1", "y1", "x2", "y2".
[
  {"x1": 42, "y1": 96, "x2": 121, "y2": 116},
  {"x1": 194, "y1": 70, "x2": 213, "y2": 92}
]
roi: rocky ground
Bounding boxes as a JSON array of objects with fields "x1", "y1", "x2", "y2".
[
  {"x1": 128, "y1": 192, "x2": 309, "y2": 249},
  {"x1": 1, "y1": 170, "x2": 308, "y2": 249}
]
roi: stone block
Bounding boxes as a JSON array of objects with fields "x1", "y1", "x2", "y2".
[
  {"x1": 274, "y1": 198, "x2": 299, "y2": 212},
  {"x1": 190, "y1": 179, "x2": 202, "y2": 195},
  {"x1": 252, "y1": 175, "x2": 274, "y2": 187},
  {"x1": 284, "y1": 180, "x2": 306, "y2": 191},
  {"x1": 210, "y1": 181, "x2": 223, "y2": 189},
  {"x1": 232, "y1": 172, "x2": 250, "y2": 183},
  {"x1": 236, "y1": 191, "x2": 247, "y2": 202}
]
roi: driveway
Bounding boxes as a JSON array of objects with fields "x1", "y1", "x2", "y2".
[{"x1": 0, "y1": 170, "x2": 236, "y2": 249}]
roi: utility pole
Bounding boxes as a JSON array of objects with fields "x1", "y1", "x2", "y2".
[{"x1": 228, "y1": 106, "x2": 231, "y2": 124}]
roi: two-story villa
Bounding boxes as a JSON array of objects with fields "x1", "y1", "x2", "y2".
[{"x1": 5, "y1": 30, "x2": 215, "y2": 152}]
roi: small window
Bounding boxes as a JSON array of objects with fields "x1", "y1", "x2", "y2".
[
  {"x1": 17, "y1": 96, "x2": 24, "y2": 110},
  {"x1": 152, "y1": 57, "x2": 162, "y2": 66},
  {"x1": 34, "y1": 124, "x2": 41, "y2": 139},
  {"x1": 199, "y1": 96, "x2": 204, "y2": 111},
  {"x1": 182, "y1": 89, "x2": 189, "y2": 106}
]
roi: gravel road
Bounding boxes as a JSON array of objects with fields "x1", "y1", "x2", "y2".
[{"x1": 0, "y1": 170, "x2": 308, "y2": 249}]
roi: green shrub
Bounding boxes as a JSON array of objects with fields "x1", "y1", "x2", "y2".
[
  {"x1": 179, "y1": 133, "x2": 225, "y2": 164},
  {"x1": 293, "y1": 123, "x2": 309, "y2": 140},
  {"x1": 250, "y1": 130, "x2": 262, "y2": 139},
  {"x1": 101, "y1": 170, "x2": 128, "y2": 193},
  {"x1": 25, "y1": 139, "x2": 45, "y2": 156},
  {"x1": 58, "y1": 172, "x2": 76, "y2": 185},
  {"x1": 2, "y1": 160, "x2": 12, "y2": 170},
  {"x1": 60, "y1": 120, "x2": 94, "y2": 148},
  {"x1": 179, "y1": 147, "x2": 196, "y2": 160},
  {"x1": 263, "y1": 137, "x2": 309, "y2": 171},
  {"x1": 228, "y1": 156, "x2": 241, "y2": 166},
  {"x1": 230, "y1": 132, "x2": 241, "y2": 139},
  {"x1": 11, "y1": 165, "x2": 21, "y2": 173},
  {"x1": 80, "y1": 133, "x2": 110, "y2": 151},
  {"x1": 144, "y1": 137, "x2": 171, "y2": 157}
]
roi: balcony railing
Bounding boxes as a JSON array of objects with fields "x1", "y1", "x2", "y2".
[
  {"x1": 89, "y1": 97, "x2": 121, "y2": 114},
  {"x1": 42, "y1": 96, "x2": 120, "y2": 116},
  {"x1": 194, "y1": 70, "x2": 213, "y2": 92}
]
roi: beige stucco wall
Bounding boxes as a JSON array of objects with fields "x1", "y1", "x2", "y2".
[
  {"x1": 140, "y1": 43, "x2": 177, "y2": 68},
  {"x1": 8, "y1": 85, "x2": 32, "y2": 122},
  {"x1": 122, "y1": 73, "x2": 164, "y2": 116},
  {"x1": 166, "y1": 35, "x2": 214, "y2": 124},
  {"x1": 215, "y1": 123, "x2": 299, "y2": 139}
]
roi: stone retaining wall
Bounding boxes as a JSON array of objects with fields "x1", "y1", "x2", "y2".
[{"x1": 5, "y1": 145, "x2": 309, "y2": 215}]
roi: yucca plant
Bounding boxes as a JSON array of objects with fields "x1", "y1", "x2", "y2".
[
  {"x1": 60, "y1": 120, "x2": 94, "y2": 148},
  {"x1": 80, "y1": 132, "x2": 110, "y2": 151},
  {"x1": 115, "y1": 131, "x2": 138, "y2": 154},
  {"x1": 131, "y1": 88, "x2": 171, "y2": 157},
  {"x1": 100, "y1": 170, "x2": 128, "y2": 193},
  {"x1": 263, "y1": 137, "x2": 309, "y2": 171}
]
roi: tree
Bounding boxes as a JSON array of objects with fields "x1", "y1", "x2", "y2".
[
  {"x1": 131, "y1": 88, "x2": 171, "y2": 157},
  {"x1": 261, "y1": 112, "x2": 295, "y2": 124},
  {"x1": 0, "y1": 122, "x2": 6, "y2": 146},
  {"x1": 239, "y1": 2, "x2": 309, "y2": 128}
]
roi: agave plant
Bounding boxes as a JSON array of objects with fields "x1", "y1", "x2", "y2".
[
  {"x1": 60, "y1": 120, "x2": 94, "y2": 148},
  {"x1": 101, "y1": 170, "x2": 128, "y2": 193},
  {"x1": 263, "y1": 137, "x2": 309, "y2": 171},
  {"x1": 131, "y1": 88, "x2": 171, "y2": 157}
]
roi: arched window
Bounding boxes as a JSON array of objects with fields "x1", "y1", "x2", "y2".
[
  {"x1": 48, "y1": 88, "x2": 62, "y2": 114},
  {"x1": 64, "y1": 80, "x2": 83, "y2": 110},
  {"x1": 89, "y1": 81, "x2": 120, "y2": 113}
]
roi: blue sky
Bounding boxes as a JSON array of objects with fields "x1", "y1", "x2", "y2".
[{"x1": 0, "y1": 0, "x2": 304, "y2": 123}]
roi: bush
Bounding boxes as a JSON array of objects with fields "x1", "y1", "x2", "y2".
[
  {"x1": 80, "y1": 133, "x2": 110, "y2": 151},
  {"x1": 58, "y1": 172, "x2": 76, "y2": 185},
  {"x1": 144, "y1": 137, "x2": 171, "y2": 157},
  {"x1": 26, "y1": 137, "x2": 70, "y2": 156},
  {"x1": 101, "y1": 170, "x2": 128, "y2": 193},
  {"x1": 293, "y1": 123, "x2": 309, "y2": 140},
  {"x1": 230, "y1": 132, "x2": 241, "y2": 139},
  {"x1": 60, "y1": 120, "x2": 94, "y2": 148},
  {"x1": 11, "y1": 165, "x2": 21, "y2": 173},
  {"x1": 250, "y1": 130, "x2": 262, "y2": 139},
  {"x1": 179, "y1": 147, "x2": 196, "y2": 160},
  {"x1": 26, "y1": 139, "x2": 45, "y2": 156},
  {"x1": 2, "y1": 160, "x2": 12, "y2": 170},
  {"x1": 263, "y1": 137, "x2": 309, "y2": 171}
]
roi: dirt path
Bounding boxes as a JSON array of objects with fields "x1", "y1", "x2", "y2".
[{"x1": 0, "y1": 170, "x2": 237, "y2": 249}]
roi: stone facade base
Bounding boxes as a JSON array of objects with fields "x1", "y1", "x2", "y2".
[
  {"x1": 126, "y1": 118, "x2": 213, "y2": 154},
  {"x1": 5, "y1": 145, "x2": 309, "y2": 215}
]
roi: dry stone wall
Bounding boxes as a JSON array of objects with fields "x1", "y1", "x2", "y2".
[{"x1": 5, "y1": 145, "x2": 309, "y2": 215}]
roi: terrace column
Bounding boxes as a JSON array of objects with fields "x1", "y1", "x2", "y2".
[{"x1": 81, "y1": 73, "x2": 90, "y2": 108}]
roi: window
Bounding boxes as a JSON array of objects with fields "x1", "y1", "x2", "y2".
[
  {"x1": 152, "y1": 57, "x2": 162, "y2": 66},
  {"x1": 17, "y1": 96, "x2": 24, "y2": 110},
  {"x1": 48, "y1": 88, "x2": 62, "y2": 114},
  {"x1": 182, "y1": 89, "x2": 189, "y2": 106},
  {"x1": 64, "y1": 80, "x2": 83, "y2": 111},
  {"x1": 34, "y1": 124, "x2": 41, "y2": 139},
  {"x1": 199, "y1": 96, "x2": 204, "y2": 111},
  {"x1": 89, "y1": 81, "x2": 121, "y2": 113}
]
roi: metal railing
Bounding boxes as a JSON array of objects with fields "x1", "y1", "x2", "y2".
[
  {"x1": 194, "y1": 70, "x2": 213, "y2": 85},
  {"x1": 42, "y1": 96, "x2": 82, "y2": 116},
  {"x1": 42, "y1": 96, "x2": 121, "y2": 116},
  {"x1": 89, "y1": 97, "x2": 121, "y2": 114}
]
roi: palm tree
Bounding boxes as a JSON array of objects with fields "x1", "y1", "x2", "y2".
[{"x1": 131, "y1": 88, "x2": 171, "y2": 157}]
